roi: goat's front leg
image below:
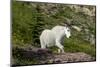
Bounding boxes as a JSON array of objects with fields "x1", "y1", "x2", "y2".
[
  {"x1": 56, "y1": 40, "x2": 65, "y2": 53},
  {"x1": 58, "y1": 49, "x2": 64, "y2": 53}
]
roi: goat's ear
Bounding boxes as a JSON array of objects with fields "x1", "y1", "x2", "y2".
[
  {"x1": 65, "y1": 23, "x2": 72, "y2": 27},
  {"x1": 64, "y1": 23, "x2": 68, "y2": 27},
  {"x1": 63, "y1": 22, "x2": 69, "y2": 27}
]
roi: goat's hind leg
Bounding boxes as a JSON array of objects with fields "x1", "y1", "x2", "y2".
[{"x1": 40, "y1": 39, "x2": 46, "y2": 49}]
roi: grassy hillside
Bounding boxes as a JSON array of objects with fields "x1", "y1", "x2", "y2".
[{"x1": 12, "y1": 0, "x2": 96, "y2": 65}]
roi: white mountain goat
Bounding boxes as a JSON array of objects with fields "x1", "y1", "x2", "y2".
[{"x1": 40, "y1": 25, "x2": 71, "y2": 53}]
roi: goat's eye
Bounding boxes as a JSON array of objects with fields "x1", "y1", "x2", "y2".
[{"x1": 67, "y1": 30, "x2": 70, "y2": 32}]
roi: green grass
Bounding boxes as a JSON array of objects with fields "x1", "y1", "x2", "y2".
[{"x1": 64, "y1": 37, "x2": 96, "y2": 57}]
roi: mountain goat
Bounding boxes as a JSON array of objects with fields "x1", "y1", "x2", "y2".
[{"x1": 40, "y1": 25, "x2": 71, "y2": 53}]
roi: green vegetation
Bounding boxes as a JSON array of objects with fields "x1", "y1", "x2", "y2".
[
  {"x1": 64, "y1": 37, "x2": 96, "y2": 57},
  {"x1": 12, "y1": 1, "x2": 96, "y2": 65}
]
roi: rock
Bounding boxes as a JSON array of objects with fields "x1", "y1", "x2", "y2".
[
  {"x1": 12, "y1": 46, "x2": 95, "y2": 65},
  {"x1": 48, "y1": 52, "x2": 95, "y2": 63},
  {"x1": 54, "y1": 58, "x2": 62, "y2": 63},
  {"x1": 12, "y1": 47, "x2": 52, "y2": 60},
  {"x1": 72, "y1": 25, "x2": 81, "y2": 32}
]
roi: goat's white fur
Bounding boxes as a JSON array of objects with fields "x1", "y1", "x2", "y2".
[{"x1": 40, "y1": 26, "x2": 71, "y2": 53}]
